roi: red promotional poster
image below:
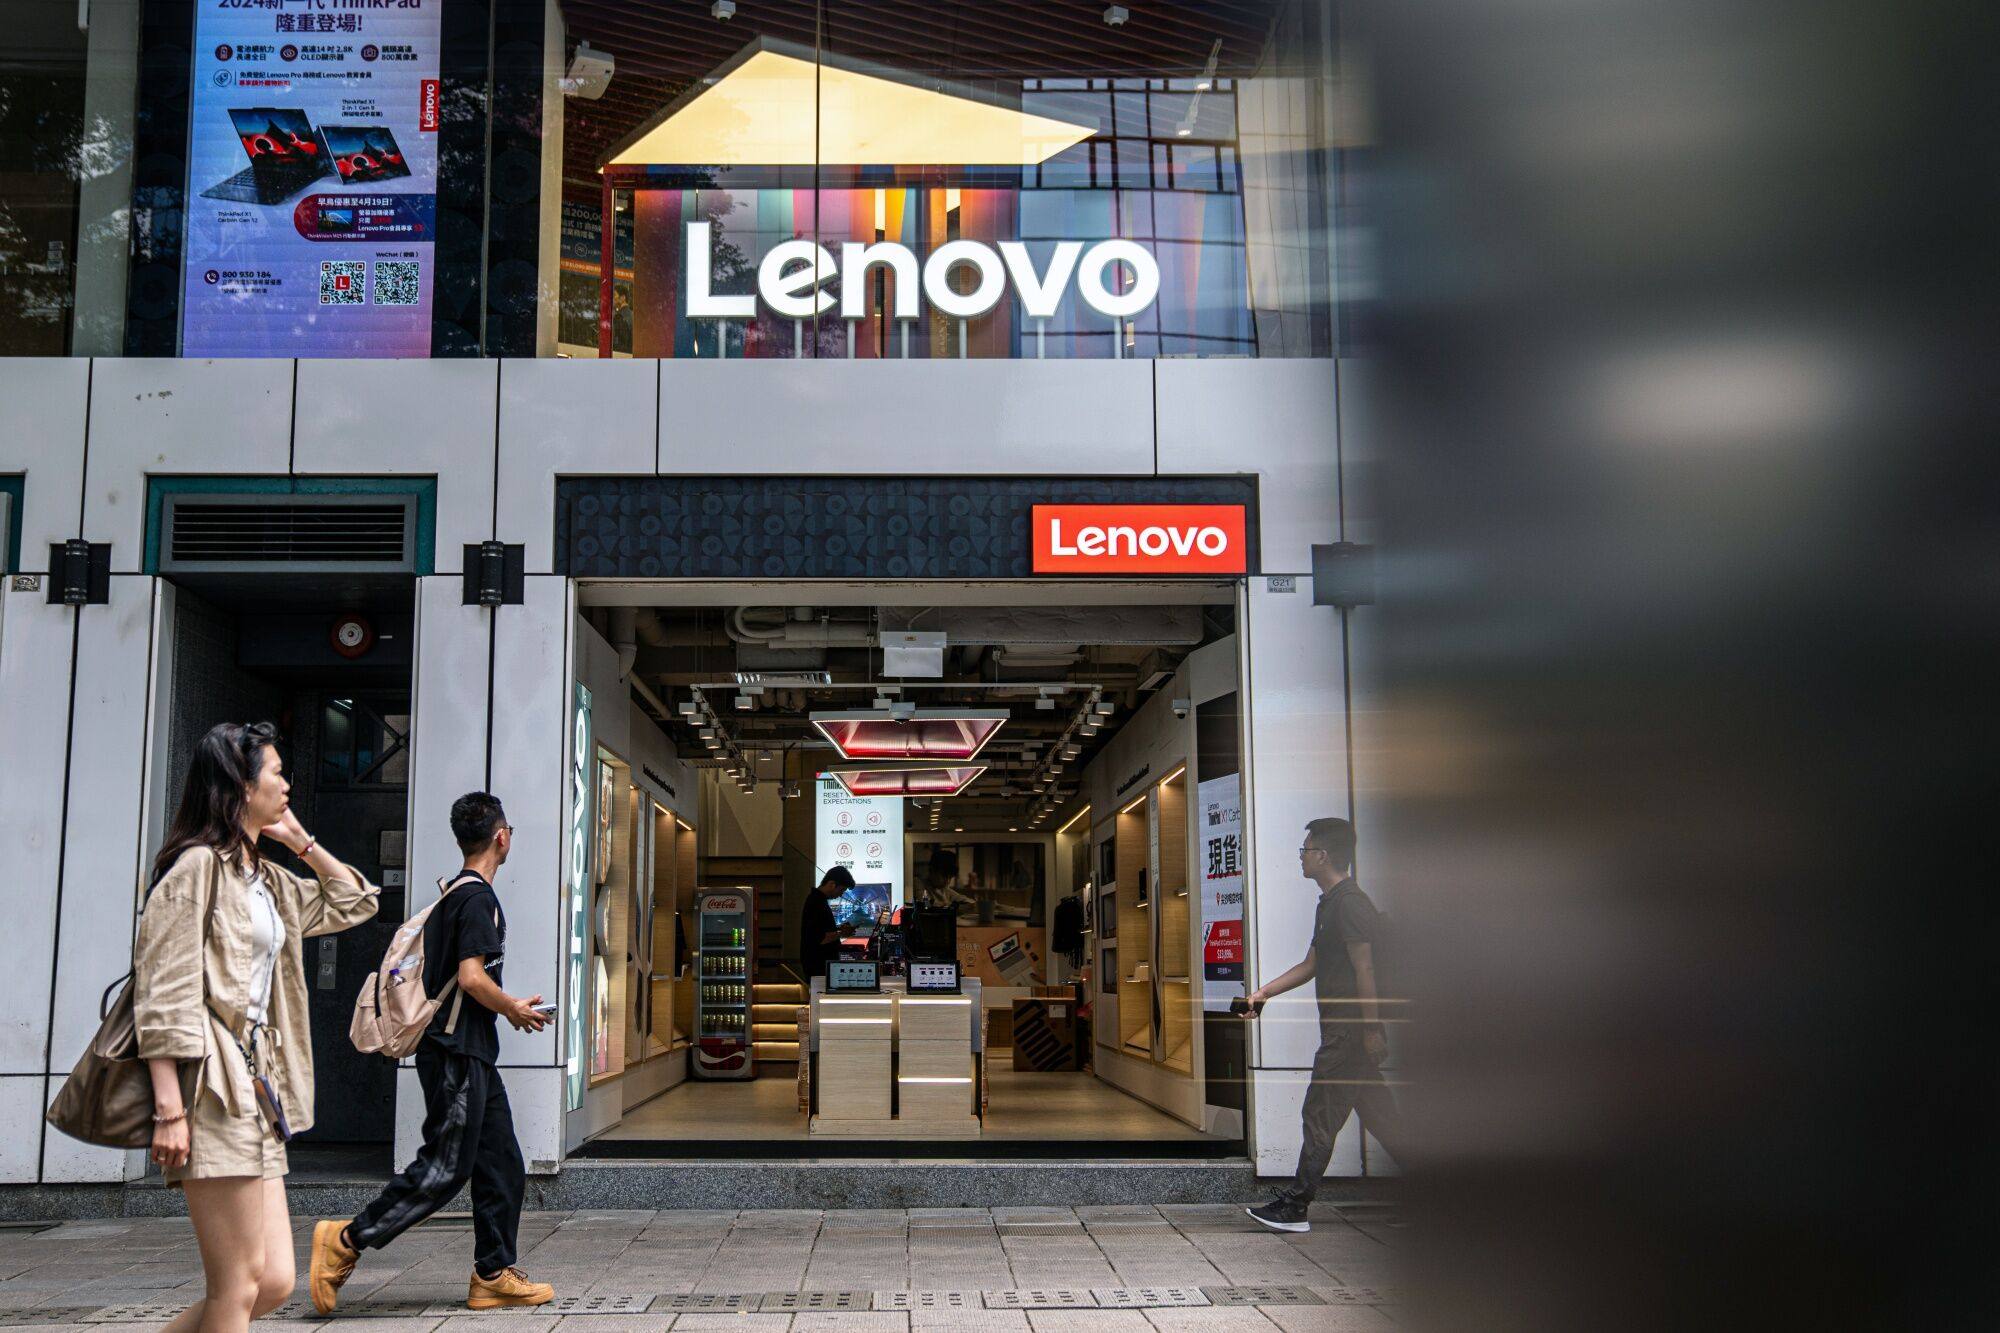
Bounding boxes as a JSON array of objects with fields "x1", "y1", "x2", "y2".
[{"x1": 1204, "y1": 920, "x2": 1244, "y2": 969}]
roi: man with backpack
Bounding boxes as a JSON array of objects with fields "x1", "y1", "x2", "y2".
[
  {"x1": 1242, "y1": 817, "x2": 1407, "y2": 1233},
  {"x1": 309, "y1": 793, "x2": 554, "y2": 1313}
]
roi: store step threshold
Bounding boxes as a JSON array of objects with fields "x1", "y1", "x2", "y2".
[{"x1": 570, "y1": 1138, "x2": 1243, "y2": 1161}]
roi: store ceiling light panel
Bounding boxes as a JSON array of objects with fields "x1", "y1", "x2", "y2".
[
  {"x1": 606, "y1": 41, "x2": 1096, "y2": 167},
  {"x1": 829, "y1": 764, "x2": 987, "y2": 798},
  {"x1": 811, "y1": 708, "x2": 1007, "y2": 761}
]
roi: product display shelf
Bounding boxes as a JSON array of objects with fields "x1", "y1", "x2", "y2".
[{"x1": 1115, "y1": 800, "x2": 1155, "y2": 1058}]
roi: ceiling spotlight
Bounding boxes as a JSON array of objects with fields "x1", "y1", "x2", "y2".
[
  {"x1": 734, "y1": 694, "x2": 753, "y2": 710},
  {"x1": 711, "y1": 0, "x2": 735, "y2": 18},
  {"x1": 677, "y1": 701, "x2": 698, "y2": 717},
  {"x1": 1094, "y1": 699, "x2": 1115, "y2": 716},
  {"x1": 1103, "y1": 4, "x2": 1129, "y2": 25}
]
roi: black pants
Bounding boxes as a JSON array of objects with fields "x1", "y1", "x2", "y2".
[
  {"x1": 350, "y1": 1046, "x2": 524, "y2": 1276},
  {"x1": 1291, "y1": 1029, "x2": 1406, "y2": 1201}
]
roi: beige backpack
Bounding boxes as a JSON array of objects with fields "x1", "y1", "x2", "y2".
[{"x1": 350, "y1": 872, "x2": 483, "y2": 1059}]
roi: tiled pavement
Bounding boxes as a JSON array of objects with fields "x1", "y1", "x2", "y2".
[{"x1": 0, "y1": 1204, "x2": 1402, "y2": 1331}]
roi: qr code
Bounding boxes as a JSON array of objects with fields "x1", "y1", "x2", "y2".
[
  {"x1": 374, "y1": 260, "x2": 420, "y2": 307},
  {"x1": 318, "y1": 260, "x2": 365, "y2": 305}
]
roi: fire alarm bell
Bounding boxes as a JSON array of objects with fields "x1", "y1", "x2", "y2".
[{"x1": 330, "y1": 613, "x2": 375, "y2": 658}]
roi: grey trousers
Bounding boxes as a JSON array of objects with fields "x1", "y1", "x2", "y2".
[{"x1": 1291, "y1": 1030, "x2": 1405, "y2": 1201}]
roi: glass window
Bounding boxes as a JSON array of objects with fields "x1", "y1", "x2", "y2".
[
  {"x1": 0, "y1": 0, "x2": 1350, "y2": 359},
  {"x1": 0, "y1": 0, "x2": 138, "y2": 356}
]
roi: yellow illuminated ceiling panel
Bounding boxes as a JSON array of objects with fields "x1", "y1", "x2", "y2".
[{"x1": 606, "y1": 46, "x2": 1095, "y2": 168}]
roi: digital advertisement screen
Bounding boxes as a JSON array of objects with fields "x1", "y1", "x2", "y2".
[
  {"x1": 814, "y1": 777, "x2": 903, "y2": 917},
  {"x1": 182, "y1": 0, "x2": 441, "y2": 356}
]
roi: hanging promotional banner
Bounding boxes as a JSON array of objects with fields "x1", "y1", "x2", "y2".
[
  {"x1": 1198, "y1": 772, "x2": 1245, "y2": 1010},
  {"x1": 182, "y1": 0, "x2": 441, "y2": 357}
]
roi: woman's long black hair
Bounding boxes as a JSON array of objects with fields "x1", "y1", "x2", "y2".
[{"x1": 149, "y1": 721, "x2": 280, "y2": 887}]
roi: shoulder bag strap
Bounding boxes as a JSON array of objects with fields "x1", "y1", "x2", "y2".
[{"x1": 433, "y1": 872, "x2": 485, "y2": 1032}]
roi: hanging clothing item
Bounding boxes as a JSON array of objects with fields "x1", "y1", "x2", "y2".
[{"x1": 1052, "y1": 894, "x2": 1086, "y2": 967}]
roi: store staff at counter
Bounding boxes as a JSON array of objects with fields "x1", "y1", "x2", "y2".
[{"x1": 800, "y1": 866, "x2": 854, "y2": 979}]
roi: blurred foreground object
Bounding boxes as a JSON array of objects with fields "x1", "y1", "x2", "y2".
[{"x1": 1351, "y1": 0, "x2": 1997, "y2": 1327}]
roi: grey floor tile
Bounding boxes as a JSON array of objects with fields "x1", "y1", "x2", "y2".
[
  {"x1": 433, "y1": 1319, "x2": 560, "y2": 1333},
  {"x1": 787, "y1": 1315, "x2": 911, "y2": 1333},
  {"x1": 1143, "y1": 1312, "x2": 1277, "y2": 1332},
  {"x1": 549, "y1": 1318, "x2": 680, "y2": 1333},
  {"x1": 669, "y1": 1318, "x2": 795, "y2": 1332},
  {"x1": 1255, "y1": 1309, "x2": 1396, "y2": 1333},
  {"x1": 1022, "y1": 1314, "x2": 1152, "y2": 1333},
  {"x1": 907, "y1": 1314, "x2": 1028, "y2": 1333}
]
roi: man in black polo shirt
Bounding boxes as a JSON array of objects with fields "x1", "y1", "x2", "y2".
[
  {"x1": 310, "y1": 793, "x2": 555, "y2": 1311},
  {"x1": 1243, "y1": 817, "x2": 1407, "y2": 1232}
]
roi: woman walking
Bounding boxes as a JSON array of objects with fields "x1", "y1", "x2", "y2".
[{"x1": 135, "y1": 721, "x2": 379, "y2": 1333}]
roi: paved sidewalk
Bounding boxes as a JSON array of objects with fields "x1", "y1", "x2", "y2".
[{"x1": 0, "y1": 1204, "x2": 1402, "y2": 1331}]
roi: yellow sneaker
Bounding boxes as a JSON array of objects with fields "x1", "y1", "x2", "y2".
[
  {"x1": 308, "y1": 1220, "x2": 359, "y2": 1315},
  {"x1": 467, "y1": 1266, "x2": 555, "y2": 1310}
]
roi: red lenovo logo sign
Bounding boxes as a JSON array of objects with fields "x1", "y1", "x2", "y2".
[{"x1": 1032, "y1": 504, "x2": 1248, "y2": 574}]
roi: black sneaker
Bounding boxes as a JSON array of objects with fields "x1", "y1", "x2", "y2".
[{"x1": 1246, "y1": 1195, "x2": 1311, "y2": 1233}]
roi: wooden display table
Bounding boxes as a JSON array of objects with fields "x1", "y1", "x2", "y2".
[{"x1": 808, "y1": 978, "x2": 983, "y2": 1139}]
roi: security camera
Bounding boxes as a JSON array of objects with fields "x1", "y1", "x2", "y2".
[
  {"x1": 711, "y1": 0, "x2": 736, "y2": 18},
  {"x1": 1103, "y1": 5, "x2": 1129, "y2": 25},
  {"x1": 1171, "y1": 697, "x2": 1191, "y2": 720},
  {"x1": 560, "y1": 42, "x2": 614, "y2": 99}
]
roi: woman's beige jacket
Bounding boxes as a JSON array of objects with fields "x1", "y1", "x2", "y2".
[{"x1": 133, "y1": 846, "x2": 379, "y2": 1134}]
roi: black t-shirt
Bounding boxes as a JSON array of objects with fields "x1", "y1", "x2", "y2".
[
  {"x1": 421, "y1": 872, "x2": 506, "y2": 1063},
  {"x1": 800, "y1": 891, "x2": 837, "y2": 978},
  {"x1": 1311, "y1": 877, "x2": 1380, "y2": 1026}
]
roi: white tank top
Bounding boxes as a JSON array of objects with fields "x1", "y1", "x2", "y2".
[{"x1": 243, "y1": 869, "x2": 285, "y2": 1025}]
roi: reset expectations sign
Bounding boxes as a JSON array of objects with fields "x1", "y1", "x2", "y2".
[{"x1": 182, "y1": 0, "x2": 440, "y2": 357}]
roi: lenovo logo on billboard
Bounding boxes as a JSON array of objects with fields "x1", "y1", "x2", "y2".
[
  {"x1": 1032, "y1": 505, "x2": 1248, "y2": 575},
  {"x1": 419, "y1": 79, "x2": 440, "y2": 131}
]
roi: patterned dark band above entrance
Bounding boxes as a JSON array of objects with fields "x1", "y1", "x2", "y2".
[{"x1": 554, "y1": 476, "x2": 1260, "y2": 579}]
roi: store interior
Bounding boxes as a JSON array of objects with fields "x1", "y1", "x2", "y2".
[{"x1": 565, "y1": 582, "x2": 1248, "y2": 1153}]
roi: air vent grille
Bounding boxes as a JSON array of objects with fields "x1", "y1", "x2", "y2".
[{"x1": 161, "y1": 494, "x2": 416, "y2": 572}]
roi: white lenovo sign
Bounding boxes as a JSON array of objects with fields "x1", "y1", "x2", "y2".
[{"x1": 684, "y1": 221, "x2": 1160, "y2": 321}]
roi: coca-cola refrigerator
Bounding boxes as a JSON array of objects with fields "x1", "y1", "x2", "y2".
[{"x1": 693, "y1": 886, "x2": 754, "y2": 1079}]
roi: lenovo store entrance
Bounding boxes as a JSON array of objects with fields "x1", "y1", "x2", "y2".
[{"x1": 553, "y1": 477, "x2": 1259, "y2": 1158}]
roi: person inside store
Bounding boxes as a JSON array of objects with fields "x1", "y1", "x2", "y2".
[
  {"x1": 134, "y1": 721, "x2": 381, "y2": 1333},
  {"x1": 917, "y1": 846, "x2": 977, "y2": 915},
  {"x1": 801, "y1": 865, "x2": 856, "y2": 979},
  {"x1": 1240, "y1": 817, "x2": 1407, "y2": 1233},
  {"x1": 309, "y1": 792, "x2": 555, "y2": 1314}
]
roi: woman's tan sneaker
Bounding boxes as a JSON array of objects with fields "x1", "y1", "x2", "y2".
[
  {"x1": 467, "y1": 1267, "x2": 555, "y2": 1309},
  {"x1": 308, "y1": 1220, "x2": 359, "y2": 1314}
]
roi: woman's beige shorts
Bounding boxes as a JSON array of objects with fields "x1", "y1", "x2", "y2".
[{"x1": 163, "y1": 1088, "x2": 287, "y2": 1184}]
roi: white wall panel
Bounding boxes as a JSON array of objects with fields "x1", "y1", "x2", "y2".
[
  {"x1": 1156, "y1": 360, "x2": 1340, "y2": 573},
  {"x1": 85, "y1": 359, "x2": 293, "y2": 557},
  {"x1": 659, "y1": 360, "x2": 1155, "y2": 475},
  {"x1": 1252, "y1": 1068, "x2": 1364, "y2": 1179},
  {"x1": 497, "y1": 359, "x2": 657, "y2": 573},
  {"x1": 0, "y1": 590, "x2": 76, "y2": 1073},
  {"x1": 46, "y1": 577, "x2": 156, "y2": 1071},
  {"x1": 1242, "y1": 578, "x2": 1350, "y2": 1071},
  {"x1": 0, "y1": 359, "x2": 90, "y2": 571},
  {"x1": 487, "y1": 577, "x2": 569, "y2": 1091},
  {"x1": 0, "y1": 1077, "x2": 43, "y2": 1183},
  {"x1": 407, "y1": 578, "x2": 492, "y2": 921},
  {"x1": 293, "y1": 359, "x2": 496, "y2": 574}
]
